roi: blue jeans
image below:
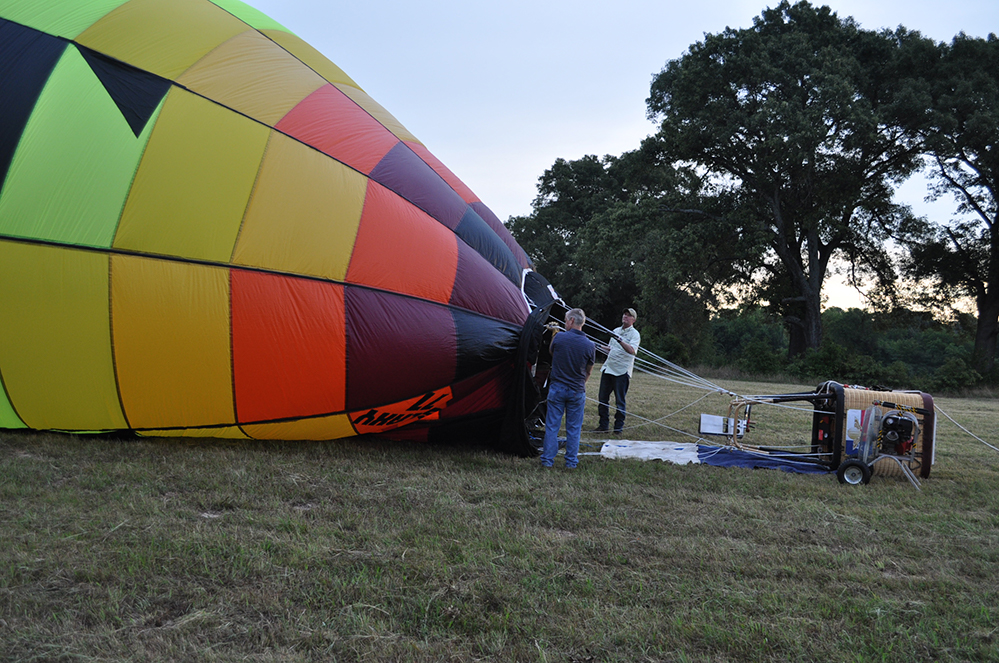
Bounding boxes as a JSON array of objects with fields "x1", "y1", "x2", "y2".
[
  {"x1": 541, "y1": 382, "x2": 586, "y2": 468},
  {"x1": 597, "y1": 372, "x2": 630, "y2": 431}
]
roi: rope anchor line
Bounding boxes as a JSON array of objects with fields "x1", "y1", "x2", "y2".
[{"x1": 540, "y1": 305, "x2": 997, "y2": 458}]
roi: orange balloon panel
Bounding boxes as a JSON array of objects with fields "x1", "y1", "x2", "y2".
[
  {"x1": 346, "y1": 180, "x2": 458, "y2": 304},
  {"x1": 231, "y1": 269, "x2": 347, "y2": 423},
  {"x1": 243, "y1": 414, "x2": 356, "y2": 441},
  {"x1": 349, "y1": 387, "x2": 453, "y2": 435}
]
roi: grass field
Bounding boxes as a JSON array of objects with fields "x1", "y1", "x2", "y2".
[{"x1": 2, "y1": 374, "x2": 998, "y2": 662}]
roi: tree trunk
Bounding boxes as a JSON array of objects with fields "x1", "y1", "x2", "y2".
[
  {"x1": 973, "y1": 291, "x2": 998, "y2": 378},
  {"x1": 787, "y1": 322, "x2": 807, "y2": 358},
  {"x1": 783, "y1": 291, "x2": 824, "y2": 359},
  {"x1": 803, "y1": 292, "x2": 823, "y2": 353}
]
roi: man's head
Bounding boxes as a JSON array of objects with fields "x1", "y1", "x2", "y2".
[
  {"x1": 565, "y1": 308, "x2": 586, "y2": 330},
  {"x1": 622, "y1": 308, "x2": 637, "y2": 328}
]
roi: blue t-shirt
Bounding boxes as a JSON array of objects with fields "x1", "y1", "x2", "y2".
[{"x1": 549, "y1": 329, "x2": 596, "y2": 392}]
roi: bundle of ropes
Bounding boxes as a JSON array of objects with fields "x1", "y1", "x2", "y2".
[{"x1": 539, "y1": 302, "x2": 998, "y2": 467}]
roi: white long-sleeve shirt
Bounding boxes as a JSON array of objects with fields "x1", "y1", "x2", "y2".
[{"x1": 601, "y1": 325, "x2": 640, "y2": 377}]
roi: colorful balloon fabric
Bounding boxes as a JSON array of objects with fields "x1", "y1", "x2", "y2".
[{"x1": 0, "y1": 0, "x2": 536, "y2": 441}]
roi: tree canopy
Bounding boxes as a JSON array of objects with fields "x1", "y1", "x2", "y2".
[
  {"x1": 645, "y1": 0, "x2": 934, "y2": 356},
  {"x1": 507, "y1": 144, "x2": 762, "y2": 351},
  {"x1": 902, "y1": 33, "x2": 999, "y2": 378}
]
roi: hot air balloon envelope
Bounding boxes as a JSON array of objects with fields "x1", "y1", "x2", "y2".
[{"x1": 0, "y1": 0, "x2": 546, "y2": 447}]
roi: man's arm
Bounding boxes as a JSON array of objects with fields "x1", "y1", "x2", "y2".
[{"x1": 618, "y1": 330, "x2": 639, "y2": 355}]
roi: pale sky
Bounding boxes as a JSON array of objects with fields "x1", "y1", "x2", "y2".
[{"x1": 250, "y1": 0, "x2": 996, "y2": 307}]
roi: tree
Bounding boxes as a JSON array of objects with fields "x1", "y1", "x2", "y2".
[
  {"x1": 506, "y1": 153, "x2": 640, "y2": 323},
  {"x1": 646, "y1": 1, "x2": 931, "y2": 357},
  {"x1": 507, "y1": 144, "x2": 761, "y2": 348},
  {"x1": 903, "y1": 34, "x2": 999, "y2": 378}
]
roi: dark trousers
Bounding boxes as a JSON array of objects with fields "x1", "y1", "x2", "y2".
[{"x1": 597, "y1": 372, "x2": 630, "y2": 431}]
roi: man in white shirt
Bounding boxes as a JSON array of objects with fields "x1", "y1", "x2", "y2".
[{"x1": 594, "y1": 308, "x2": 640, "y2": 434}]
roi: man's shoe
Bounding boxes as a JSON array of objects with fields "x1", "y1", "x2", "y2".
[{"x1": 591, "y1": 427, "x2": 609, "y2": 433}]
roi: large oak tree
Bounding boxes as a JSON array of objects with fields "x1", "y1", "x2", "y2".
[{"x1": 646, "y1": 1, "x2": 931, "y2": 356}]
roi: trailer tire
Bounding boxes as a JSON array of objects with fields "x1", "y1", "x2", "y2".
[{"x1": 837, "y1": 459, "x2": 871, "y2": 485}]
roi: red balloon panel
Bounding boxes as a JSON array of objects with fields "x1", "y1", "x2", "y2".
[{"x1": 276, "y1": 83, "x2": 399, "y2": 175}]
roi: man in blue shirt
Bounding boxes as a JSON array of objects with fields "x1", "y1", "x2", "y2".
[{"x1": 541, "y1": 308, "x2": 595, "y2": 469}]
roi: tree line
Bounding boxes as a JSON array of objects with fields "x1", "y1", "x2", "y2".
[
  {"x1": 701, "y1": 305, "x2": 980, "y2": 393},
  {"x1": 507, "y1": 1, "x2": 998, "y2": 388}
]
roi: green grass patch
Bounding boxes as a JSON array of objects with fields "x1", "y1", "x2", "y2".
[{"x1": 2, "y1": 376, "x2": 998, "y2": 661}]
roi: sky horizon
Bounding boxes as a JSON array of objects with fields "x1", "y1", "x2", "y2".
[{"x1": 249, "y1": 0, "x2": 996, "y2": 309}]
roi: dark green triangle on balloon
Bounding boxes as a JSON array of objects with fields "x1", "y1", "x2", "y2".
[{"x1": 78, "y1": 44, "x2": 171, "y2": 138}]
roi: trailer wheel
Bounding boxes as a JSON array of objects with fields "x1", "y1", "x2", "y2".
[{"x1": 837, "y1": 459, "x2": 871, "y2": 485}]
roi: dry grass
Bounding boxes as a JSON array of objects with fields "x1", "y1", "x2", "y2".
[{"x1": 2, "y1": 374, "x2": 998, "y2": 662}]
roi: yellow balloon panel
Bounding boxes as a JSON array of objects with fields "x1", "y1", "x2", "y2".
[
  {"x1": 232, "y1": 131, "x2": 366, "y2": 280},
  {"x1": 0, "y1": 241, "x2": 127, "y2": 430},
  {"x1": 140, "y1": 426, "x2": 249, "y2": 439},
  {"x1": 262, "y1": 29, "x2": 358, "y2": 88},
  {"x1": 242, "y1": 414, "x2": 356, "y2": 441},
  {"x1": 177, "y1": 29, "x2": 326, "y2": 127},
  {"x1": 76, "y1": 0, "x2": 249, "y2": 80},
  {"x1": 114, "y1": 88, "x2": 270, "y2": 262},
  {"x1": 111, "y1": 255, "x2": 235, "y2": 429}
]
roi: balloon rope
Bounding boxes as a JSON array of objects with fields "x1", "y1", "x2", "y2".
[
  {"x1": 544, "y1": 307, "x2": 992, "y2": 459},
  {"x1": 546, "y1": 310, "x2": 829, "y2": 432},
  {"x1": 936, "y1": 406, "x2": 999, "y2": 454}
]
